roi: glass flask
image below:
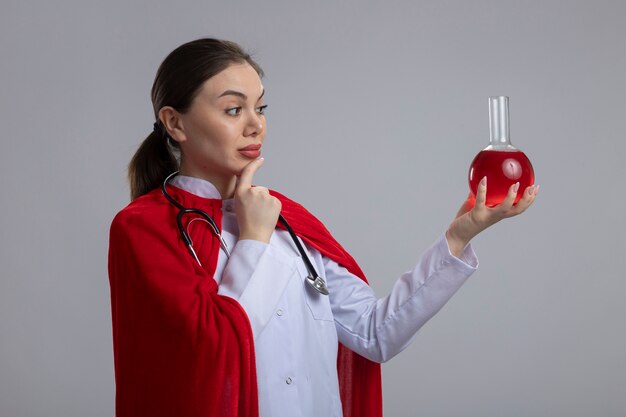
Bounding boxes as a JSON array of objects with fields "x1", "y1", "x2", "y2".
[{"x1": 468, "y1": 96, "x2": 534, "y2": 207}]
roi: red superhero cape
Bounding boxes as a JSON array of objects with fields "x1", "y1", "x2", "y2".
[{"x1": 108, "y1": 185, "x2": 382, "y2": 417}]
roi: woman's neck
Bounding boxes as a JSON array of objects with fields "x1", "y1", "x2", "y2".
[{"x1": 178, "y1": 167, "x2": 237, "y2": 199}]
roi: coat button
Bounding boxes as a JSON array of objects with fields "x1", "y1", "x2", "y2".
[
  {"x1": 285, "y1": 377, "x2": 293, "y2": 385},
  {"x1": 276, "y1": 309, "x2": 284, "y2": 316}
]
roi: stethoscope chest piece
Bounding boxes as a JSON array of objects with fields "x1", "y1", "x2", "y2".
[{"x1": 306, "y1": 275, "x2": 330, "y2": 295}]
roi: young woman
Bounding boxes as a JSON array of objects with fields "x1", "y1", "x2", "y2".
[{"x1": 108, "y1": 38, "x2": 538, "y2": 417}]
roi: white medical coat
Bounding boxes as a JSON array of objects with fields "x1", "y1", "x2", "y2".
[{"x1": 171, "y1": 175, "x2": 479, "y2": 417}]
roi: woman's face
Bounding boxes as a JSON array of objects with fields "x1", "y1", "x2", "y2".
[{"x1": 175, "y1": 62, "x2": 267, "y2": 187}]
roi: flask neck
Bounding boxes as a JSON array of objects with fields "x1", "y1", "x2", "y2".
[{"x1": 488, "y1": 96, "x2": 516, "y2": 150}]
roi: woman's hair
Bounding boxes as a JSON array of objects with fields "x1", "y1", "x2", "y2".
[{"x1": 128, "y1": 38, "x2": 264, "y2": 200}]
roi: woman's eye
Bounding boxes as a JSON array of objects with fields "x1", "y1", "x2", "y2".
[
  {"x1": 226, "y1": 107, "x2": 242, "y2": 116},
  {"x1": 256, "y1": 105, "x2": 268, "y2": 115}
]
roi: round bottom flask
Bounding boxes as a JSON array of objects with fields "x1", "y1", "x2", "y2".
[{"x1": 468, "y1": 96, "x2": 535, "y2": 207}]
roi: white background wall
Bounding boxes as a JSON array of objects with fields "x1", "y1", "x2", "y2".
[{"x1": 1, "y1": 1, "x2": 625, "y2": 416}]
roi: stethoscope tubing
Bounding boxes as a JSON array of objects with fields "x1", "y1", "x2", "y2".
[
  {"x1": 161, "y1": 171, "x2": 329, "y2": 295},
  {"x1": 277, "y1": 215, "x2": 330, "y2": 295}
]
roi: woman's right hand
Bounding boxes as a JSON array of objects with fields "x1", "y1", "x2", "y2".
[
  {"x1": 234, "y1": 158, "x2": 282, "y2": 243},
  {"x1": 446, "y1": 177, "x2": 539, "y2": 257}
]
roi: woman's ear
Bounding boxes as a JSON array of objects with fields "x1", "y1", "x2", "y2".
[{"x1": 158, "y1": 107, "x2": 187, "y2": 143}]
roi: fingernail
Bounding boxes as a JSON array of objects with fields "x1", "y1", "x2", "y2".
[
  {"x1": 258, "y1": 157, "x2": 265, "y2": 161},
  {"x1": 534, "y1": 185, "x2": 540, "y2": 195},
  {"x1": 514, "y1": 182, "x2": 520, "y2": 193},
  {"x1": 481, "y1": 176, "x2": 487, "y2": 186}
]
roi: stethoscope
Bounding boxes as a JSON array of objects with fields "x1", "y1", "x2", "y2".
[{"x1": 162, "y1": 171, "x2": 330, "y2": 295}]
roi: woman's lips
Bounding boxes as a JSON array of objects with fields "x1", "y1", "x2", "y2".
[{"x1": 238, "y1": 144, "x2": 262, "y2": 158}]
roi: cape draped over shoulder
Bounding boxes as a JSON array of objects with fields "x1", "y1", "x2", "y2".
[{"x1": 108, "y1": 185, "x2": 382, "y2": 417}]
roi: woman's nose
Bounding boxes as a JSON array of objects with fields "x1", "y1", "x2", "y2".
[{"x1": 244, "y1": 112, "x2": 264, "y2": 136}]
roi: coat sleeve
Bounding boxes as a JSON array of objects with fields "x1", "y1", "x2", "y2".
[{"x1": 326, "y1": 234, "x2": 478, "y2": 363}]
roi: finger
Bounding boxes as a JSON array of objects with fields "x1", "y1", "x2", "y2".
[
  {"x1": 236, "y1": 157, "x2": 264, "y2": 191},
  {"x1": 499, "y1": 181, "x2": 519, "y2": 211},
  {"x1": 522, "y1": 184, "x2": 539, "y2": 202},
  {"x1": 475, "y1": 176, "x2": 487, "y2": 207},
  {"x1": 521, "y1": 184, "x2": 536, "y2": 202},
  {"x1": 509, "y1": 185, "x2": 536, "y2": 214}
]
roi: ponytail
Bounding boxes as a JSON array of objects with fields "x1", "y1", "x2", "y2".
[{"x1": 128, "y1": 126, "x2": 178, "y2": 200}]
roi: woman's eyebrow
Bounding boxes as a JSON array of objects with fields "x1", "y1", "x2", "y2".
[
  {"x1": 218, "y1": 89, "x2": 265, "y2": 100},
  {"x1": 218, "y1": 90, "x2": 246, "y2": 99}
]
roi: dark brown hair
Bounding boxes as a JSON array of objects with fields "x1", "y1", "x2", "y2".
[{"x1": 128, "y1": 38, "x2": 264, "y2": 200}]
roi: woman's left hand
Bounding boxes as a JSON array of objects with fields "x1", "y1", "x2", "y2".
[{"x1": 445, "y1": 177, "x2": 539, "y2": 257}]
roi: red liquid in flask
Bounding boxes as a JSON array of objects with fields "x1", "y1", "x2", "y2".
[{"x1": 468, "y1": 150, "x2": 534, "y2": 207}]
